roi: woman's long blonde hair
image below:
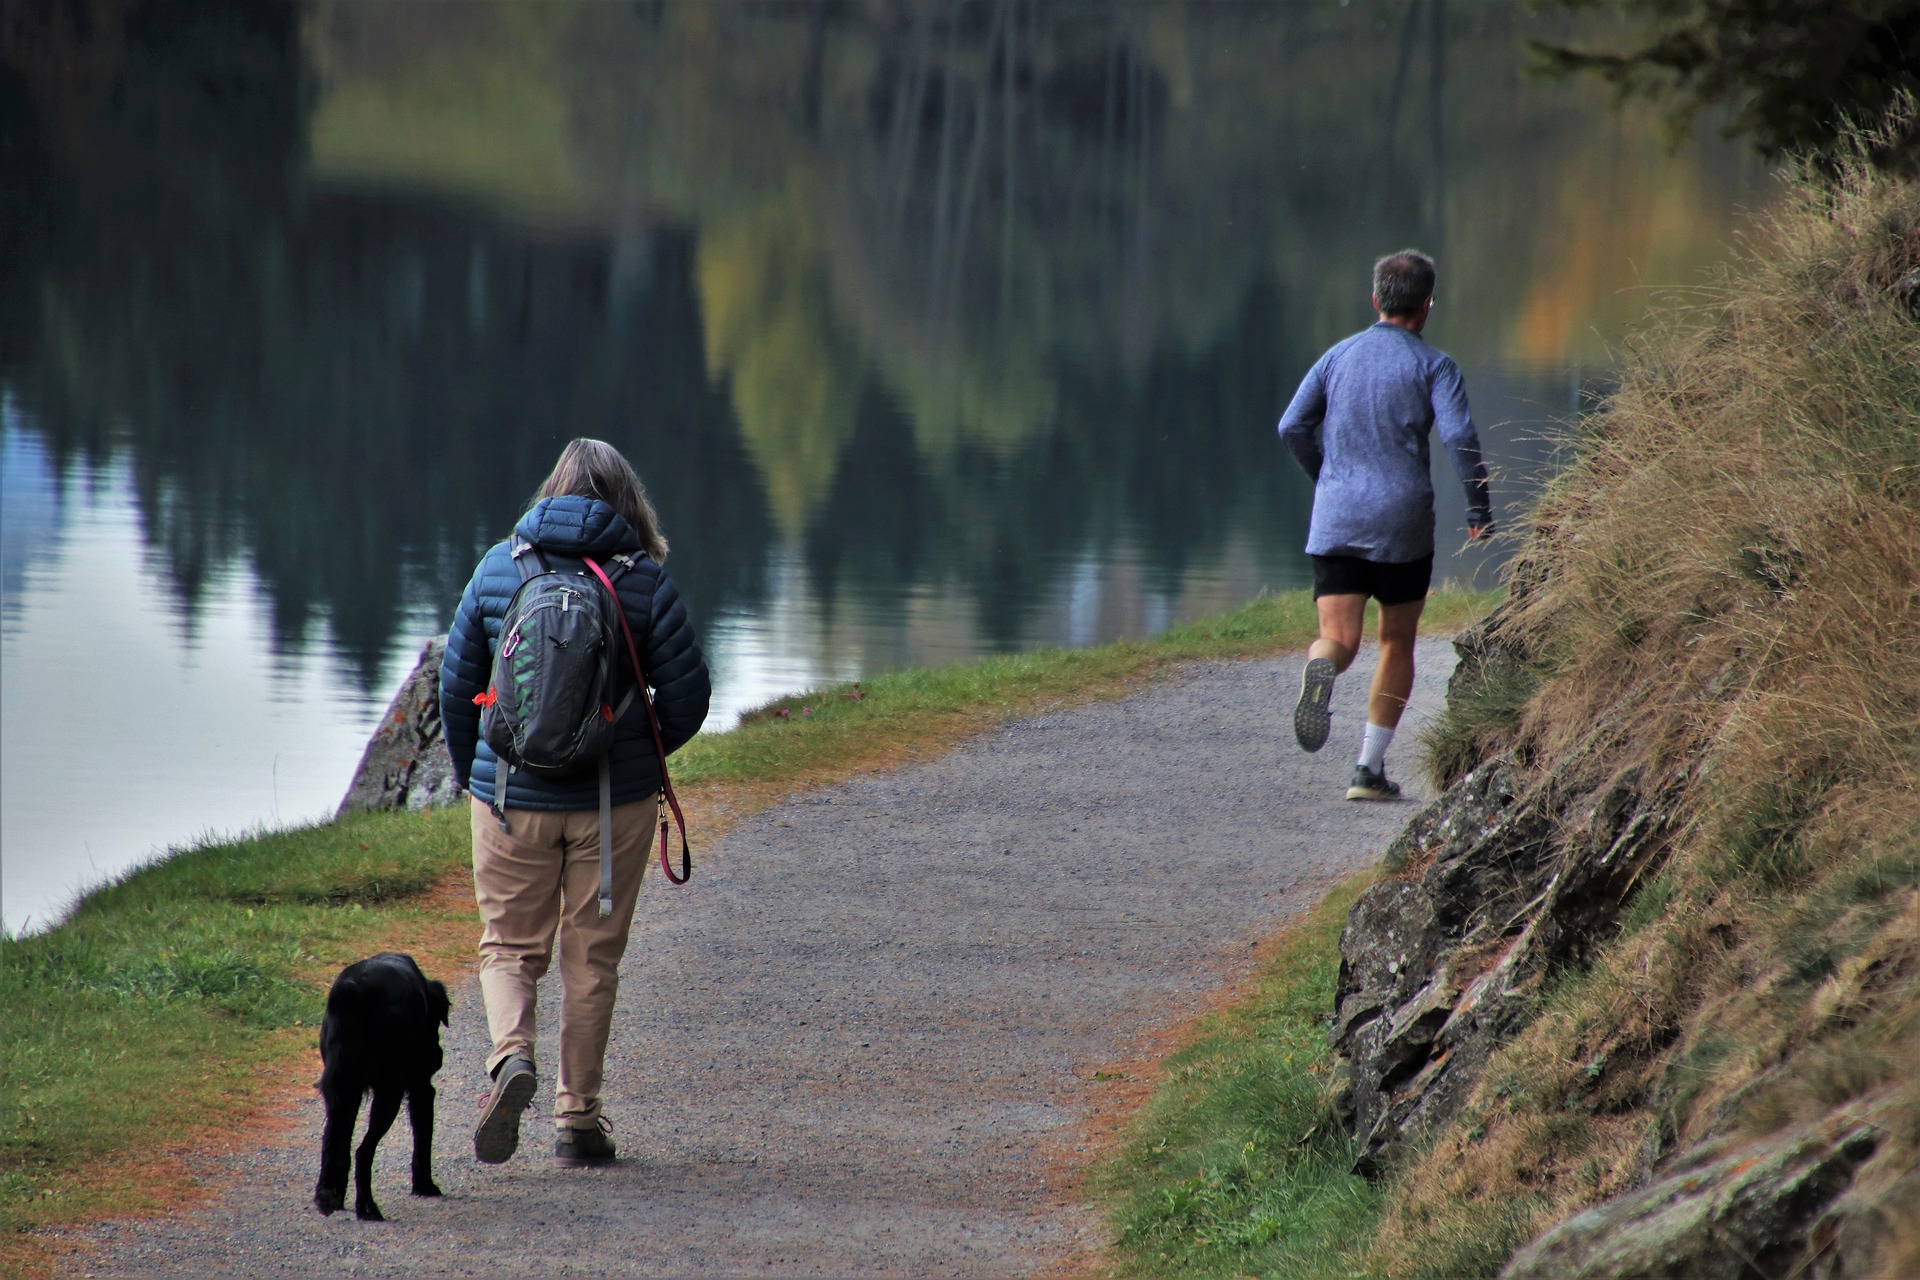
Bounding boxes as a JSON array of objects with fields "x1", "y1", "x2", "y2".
[{"x1": 532, "y1": 438, "x2": 669, "y2": 562}]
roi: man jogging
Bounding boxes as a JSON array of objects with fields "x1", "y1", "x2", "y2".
[{"x1": 1277, "y1": 249, "x2": 1491, "y2": 800}]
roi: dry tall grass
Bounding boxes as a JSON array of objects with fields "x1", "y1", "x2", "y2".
[{"x1": 1365, "y1": 122, "x2": 1920, "y2": 1277}]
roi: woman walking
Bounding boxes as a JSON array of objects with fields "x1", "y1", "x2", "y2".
[{"x1": 439, "y1": 439, "x2": 709, "y2": 1167}]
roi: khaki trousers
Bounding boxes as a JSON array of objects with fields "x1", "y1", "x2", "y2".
[{"x1": 469, "y1": 793, "x2": 657, "y2": 1127}]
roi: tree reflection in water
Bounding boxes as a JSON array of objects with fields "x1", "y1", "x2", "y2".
[{"x1": 1, "y1": 0, "x2": 1762, "y2": 694}]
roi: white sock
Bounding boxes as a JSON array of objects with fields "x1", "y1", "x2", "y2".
[{"x1": 1358, "y1": 722, "x2": 1395, "y2": 773}]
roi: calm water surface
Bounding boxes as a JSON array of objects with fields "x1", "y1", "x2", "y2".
[{"x1": 0, "y1": 0, "x2": 1767, "y2": 932}]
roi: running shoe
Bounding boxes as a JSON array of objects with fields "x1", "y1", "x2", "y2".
[
  {"x1": 1293, "y1": 658, "x2": 1337, "y2": 752},
  {"x1": 1346, "y1": 764, "x2": 1402, "y2": 802}
]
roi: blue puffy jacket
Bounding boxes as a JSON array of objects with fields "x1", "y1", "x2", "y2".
[{"x1": 439, "y1": 496, "x2": 710, "y2": 811}]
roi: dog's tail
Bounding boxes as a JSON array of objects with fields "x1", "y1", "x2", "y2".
[{"x1": 324, "y1": 972, "x2": 370, "y2": 1021}]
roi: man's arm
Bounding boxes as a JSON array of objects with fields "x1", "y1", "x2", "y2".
[
  {"x1": 1432, "y1": 357, "x2": 1492, "y2": 533},
  {"x1": 1277, "y1": 357, "x2": 1329, "y2": 483}
]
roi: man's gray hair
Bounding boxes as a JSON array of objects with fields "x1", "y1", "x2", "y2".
[{"x1": 1373, "y1": 250, "x2": 1436, "y2": 317}]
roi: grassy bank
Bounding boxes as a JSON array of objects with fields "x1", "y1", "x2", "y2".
[
  {"x1": 0, "y1": 587, "x2": 1498, "y2": 1276},
  {"x1": 1097, "y1": 874, "x2": 1383, "y2": 1280}
]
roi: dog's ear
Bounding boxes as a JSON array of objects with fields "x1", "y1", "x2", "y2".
[{"x1": 427, "y1": 980, "x2": 451, "y2": 1026}]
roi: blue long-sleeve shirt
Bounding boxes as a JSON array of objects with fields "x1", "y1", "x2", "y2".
[{"x1": 1277, "y1": 322, "x2": 1490, "y2": 563}]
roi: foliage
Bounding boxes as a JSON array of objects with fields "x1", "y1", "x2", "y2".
[{"x1": 1534, "y1": 0, "x2": 1920, "y2": 167}]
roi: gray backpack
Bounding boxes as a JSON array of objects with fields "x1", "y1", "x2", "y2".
[{"x1": 479, "y1": 538, "x2": 632, "y2": 781}]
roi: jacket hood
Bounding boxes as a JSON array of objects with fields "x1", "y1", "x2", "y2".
[{"x1": 515, "y1": 496, "x2": 642, "y2": 557}]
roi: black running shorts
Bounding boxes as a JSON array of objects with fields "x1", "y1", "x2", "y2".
[{"x1": 1310, "y1": 554, "x2": 1433, "y2": 606}]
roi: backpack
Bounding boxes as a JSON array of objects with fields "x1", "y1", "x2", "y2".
[
  {"x1": 475, "y1": 537, "x2": 691, "y2": 910},
  {"x1": 480, "y1": 538, "x2": 629, "y2": 780}
]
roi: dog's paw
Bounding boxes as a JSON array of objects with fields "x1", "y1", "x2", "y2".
[
  {"x1": 314, "y1": 1186, "x2": 346, "y2": 1216},
  {"x1": 355, "y1": 1197, "x2": 385, "y2": 1222},
  {"x1": 412, "y1": 1179, "x2": 443, "y2": 1198}
]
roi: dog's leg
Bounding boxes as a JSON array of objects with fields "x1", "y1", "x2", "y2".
[
  {"x1": 354, "y1": 1086, "x2": 404, "y2": 1221},
  {"x1": 407, "y1": 1081, "x2": 442, "y2": 1197},
  {"x1": 314, "y1": 1076, "x2": 358, "y2": 1216}
]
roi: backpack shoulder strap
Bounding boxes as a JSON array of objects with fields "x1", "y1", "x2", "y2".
[
  {"x1": 601, "y1": 551, "x2": 640, "y2": 585},
  {"x1": 509, "y1": 536, "x2": 548, "y2": 583},
  {"x1": 582, "y1": 555, "x2": 691, "y2": 888}
]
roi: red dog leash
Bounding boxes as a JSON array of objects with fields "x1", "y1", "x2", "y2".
[{"x1": 584, "y1": 557, "x2": 691, "y2": 886}]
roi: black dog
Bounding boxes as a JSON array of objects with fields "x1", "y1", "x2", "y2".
[{"x1": 314, "y1": 952, "x2": 450, "y2": 1220}]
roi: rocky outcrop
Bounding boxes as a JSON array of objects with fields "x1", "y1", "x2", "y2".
[
  {"x1": 1330, "y1": 617, "x2": 1902, "y2": 1270},
  {"x1": 1440, "y1": 598, "x2": 1531, "y2": 713},
  {"x1": 337, "y1": 638, "x2": 462, "y2": 816},
  {"x1": 1332, "y1": 619, "x2": 1681, "y2": 1173},
  {"x1": 1501, "y1": 1101, "x2": 1898, "y2": 1280}
]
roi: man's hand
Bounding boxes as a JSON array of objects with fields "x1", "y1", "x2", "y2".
[{"x1": 1467, "y1": 509, "x2": 1495, "y2": 541}]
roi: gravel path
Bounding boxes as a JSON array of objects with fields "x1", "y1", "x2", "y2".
[{"x1": 75, "y1": 643, "x2": 1453, "y2": 1279}]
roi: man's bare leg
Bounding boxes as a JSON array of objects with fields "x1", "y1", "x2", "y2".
[
  {"x1": 1296, "y1": 594, "x2": 1367, "y2": 752},
  {"x1": 1348, "y1": 598, "x2": 1426, "y2": 799},
  {"x1": 1309, "y1": 593, "x2": 1367, "y2": 674},
  {"x1": 1367, "y1": 599, "x2": 1426, "y2": 729}
]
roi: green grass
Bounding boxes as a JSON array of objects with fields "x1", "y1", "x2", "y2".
[
  {"x1": 1419, "y1": 658, "x2": 1539, "y2": 791},
  {"x1": 0, "y1": 587, "x2": 1499, "y2": 1273},
  {"x1": 1097, "y1": 875, "x2": 1386, "y2": 1280}
]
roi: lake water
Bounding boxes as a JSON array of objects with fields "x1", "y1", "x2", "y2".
[{"x1": 0, "y1": 0, "x2": 1768, "y2": 934}]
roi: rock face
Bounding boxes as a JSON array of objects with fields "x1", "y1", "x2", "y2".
[
  {"x1": 1501, "y1": 1104, "x2": 1894, "y2": 1280},
  {"x1": 1331, "y1": 617, "x2": 1914, "y2": 1272},
  {"x1": 337, "y1": 638, "x2": 463, "y2": 816},
  {"x1": 1331, "y1": 617, "x2": 1679, "y2": 1173}
]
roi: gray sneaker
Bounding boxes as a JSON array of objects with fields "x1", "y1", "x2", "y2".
[
  {"x1": 474, "y1": 1055, "x2": 536, "y2": 1164},
  {"x1": 1346, "y1": 764, "x2": 1402, "y2": 802},
  {"x1": 1294, "y1": 658, "x2": 1337, "y2": 753},
  {"x1": 555, "y1": 1116, "x2": 617, "y2": 1168}
]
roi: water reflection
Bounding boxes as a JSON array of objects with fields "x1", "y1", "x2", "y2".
[
  {"x1": 0, "y1": 0, "x2": 1764, "y2": 931},
  {"x1": 0, "y1": 419, "x2": 421, "y2": 935},
  {"x1": 1, "y1": 408, "x2": 63, "y2": 622}
]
